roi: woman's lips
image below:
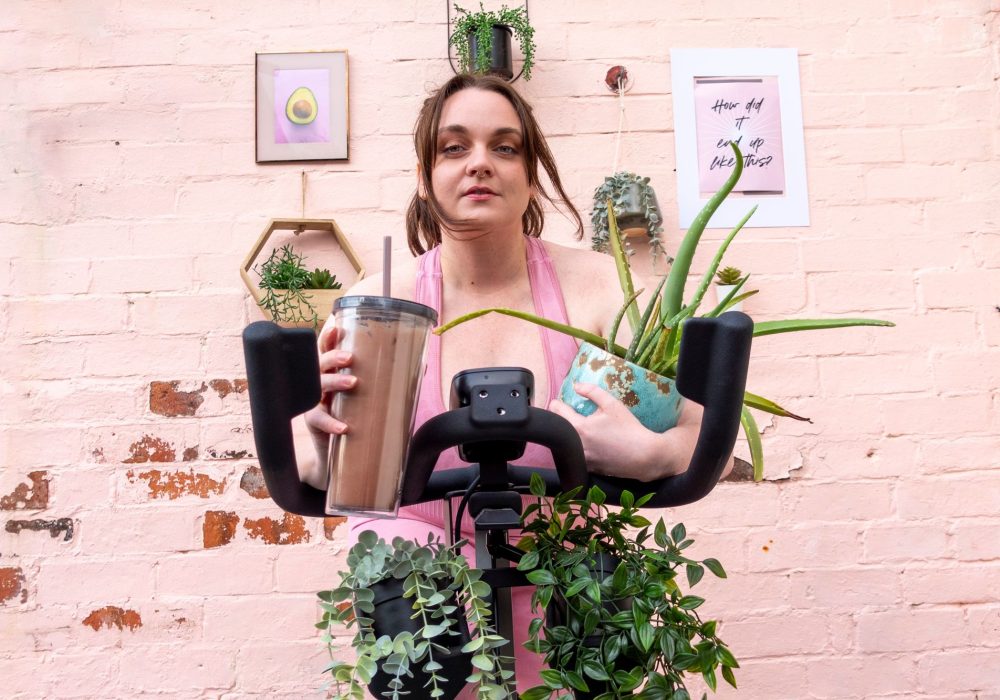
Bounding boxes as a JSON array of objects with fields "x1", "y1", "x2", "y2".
[{"x1": 464, "y1": 186, "x2": 496, "y2": 200}]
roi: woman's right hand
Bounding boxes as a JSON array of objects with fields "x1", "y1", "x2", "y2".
[{"x1": 303, "y1": 322, "x2": 358, "y2": 462}]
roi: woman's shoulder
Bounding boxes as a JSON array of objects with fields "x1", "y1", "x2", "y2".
[
  {"x1": 345, "y1": 256, "x2": 421, "y2": 301},
  {"x1": 542, "y1": 240, "x2": 622, "y2": 289}
]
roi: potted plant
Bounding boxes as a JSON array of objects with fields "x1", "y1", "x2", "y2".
[
  {"x1": 591, "y1": 172, "x2": 668, "y2": 263},
  {"x1": 714, "y1": 266, "x2": 746, "y2": 313},
  {"x1": 435, "y1": 144, "x2": 894, "y2": 480},
  {"x1": 516, "y1": 475, "x2": 737, "y2": 699},
  {"x1": 253, "y1": 243, "x2": 343, "y2": 330},
  {"x1": 450, "y1": 3, "x2": 536, "y2": 80},
  {"x1": 318, "y1": 530, "x2": 513, "y2": 700}
]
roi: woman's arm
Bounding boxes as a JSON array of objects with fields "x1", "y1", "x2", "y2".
[{"x1": 548, "y1": 382, "x2": 735, "y2": 482}]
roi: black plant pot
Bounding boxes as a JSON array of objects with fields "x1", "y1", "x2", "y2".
[
  {"x1": 545, "y1": 553, "x2": 638, "y2": 699},
  {"x1": 367, "y1": 578, "x2": 473, "y2": 700},
  {"x1": 615, "y1": 183, "x2": 654, "y2": 238},
  {"x1": 467, "y1": 24, "x2": 514, "y2": 79}
]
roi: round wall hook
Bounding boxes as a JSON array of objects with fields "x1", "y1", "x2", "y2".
[{"x1": 605, "y1": 65, "x2": 631, "y2": 93}]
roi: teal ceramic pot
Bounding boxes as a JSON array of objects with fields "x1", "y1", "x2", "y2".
[{"x1": 559, "y1": 342, "x2": 683, "y2": 433}]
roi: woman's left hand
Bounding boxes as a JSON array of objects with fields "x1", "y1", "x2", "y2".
[{"x1": 547, "y1": 382, "x2": 704, "y2": 482}]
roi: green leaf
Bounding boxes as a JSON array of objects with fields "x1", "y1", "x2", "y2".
[
  {"x1": 721, "y1": 665, "x2": 738, "y2": 688},
  {"x1": 743, "y1": 390, "x2": 810, "y2": 421},
  {"x1": 471, "y1": 654, "x2": 494, "y2": 671},
  {"x1": 565, "y1": 670, "x2": 590, "y2": 692},
  {"x1": 702, "y1": 667, "x2": 718, "y2": 692},
  {"x1": 717, "y1": 645, "x2": 740, "y2": 668},
  {"x1": 434, "y1": 307, "x2": 627, "y2": 357},
  {"x1": 703, "y1": 558, "x2": 727, "y2": 579},
  {"x1": 752, "y1": 317, "x2": 894, "y2": 337},
  {"x1": 539, "y1": 669, "x2": 564, "y2": 688},
  {"x1": 606, "y1": 201, "x2": 642, "y2": 335},
  {"x1": 662, "y1": 142, "x2": 746, "y2": 321},
  {"x1": 654, "y1": 519, "x2": 667, "y2": 548},
  {"x1": 582, "y1": 659, "x2": 610, "y2": 682},
  {"x1": 520, "y1": 687, "x2": 553, "y2": 700},
  {"x1": 686, "y1": 564, "x2": 704, "y2": 588},
  {"x1": 678, "y1": 595, "x2": 705, "y2": 610},
  {"x1": 637, "y1": 622, "x2": 655, "y2": 652},
  {"x1": 740, "y1": 405, "x2": 764, "y2": 482},
  {"x1": 529, "y1": 471, "x2": 545, "y2": 497},
  {"x1": 670, "y1": 523, "x2": 686, "y2": 543},
  {"x1": 526, "y1": 570, "x2": 557, "y2": 586},
  {"x1": 518, "y1": 549, "x2": 540, "y2": 571}
]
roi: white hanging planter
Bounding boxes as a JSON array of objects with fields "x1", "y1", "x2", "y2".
[{"x1": 715, "y1": 284, "x2": 742, "y2": 312}]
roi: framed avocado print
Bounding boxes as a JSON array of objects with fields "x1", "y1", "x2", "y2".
[{"x1": 255, "y1": 51, "x2": 349, "y2": 163}]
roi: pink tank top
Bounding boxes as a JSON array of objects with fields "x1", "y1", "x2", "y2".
[{"x1": 401, "y1": 237, "x2": 579, "y2": 529}]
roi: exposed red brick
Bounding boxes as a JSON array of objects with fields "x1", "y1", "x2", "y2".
[
  {"x1": 244, "y1": 513, "x2": 310, "y2": 545},
  {"x1": 126, "y1": 468, "x2": 226, "y2": 500},
  {"x1": 182, "y1": 446, "x2": 199, "y2": 462},
  {"x1": 1, "y1": 471, "x2": 50, "y2": 510},
  {"x1": 5, "y1": 518, "x2": 74, "y2": 541},
  {"x1": 123, "y1": 435, "x2": 176, "y2": 464},
  {"x1": 149, "y1": 381, "x2": 206, "y2": 417},
  {"x1": 209, "y1": 379, "x2": 248, "y2": 398},
  {"x1": 82, "y1": 606, "x2": 142, "y2": 632},
  {"x1": 721, "y1": 457, "x2": 755, "y2": 483},
  {"x1": 239, "y1": 467, "x2": 270, "y2": 499},
  {"x1": 324, "y1": 516, "x2": 347, "y2": 540},
  {"x1": 205, "y1": 448, "x2": 252, "y2": 460},
  {"x1": 203, "y1": 510, "x2": 240, "y2": 548},
  {"x1": 0, "y1": 567, "x2": 25, "y2": 604}
]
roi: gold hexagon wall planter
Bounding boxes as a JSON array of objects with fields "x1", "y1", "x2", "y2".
[{"x1": 241, "y1": 218, "x2": 365, "y2": 330}]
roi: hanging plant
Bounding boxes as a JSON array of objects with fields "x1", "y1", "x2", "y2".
[
  {"x1": 450, "y1": 3, "x2": 536, "y2": 80},
  {"x1": 591, "y1": 171, "x2": 669, "y2": 263}
]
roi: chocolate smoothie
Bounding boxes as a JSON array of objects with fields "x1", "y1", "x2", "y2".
[{"x1": 325, "y1": 296, "x2": 437, "y2": 516}]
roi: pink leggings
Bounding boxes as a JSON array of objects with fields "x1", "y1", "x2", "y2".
[{"x1": 348, "y1": 516, "x2": 544, "y2": 697}]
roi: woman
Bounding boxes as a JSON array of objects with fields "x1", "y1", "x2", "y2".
[{"x1": 296, "y1": 74, "x2": 731, "y2": 693}]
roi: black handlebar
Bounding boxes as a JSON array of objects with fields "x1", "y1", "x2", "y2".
[{"x1": 241, "y1": 312, "x2": 753, "y2": 516}]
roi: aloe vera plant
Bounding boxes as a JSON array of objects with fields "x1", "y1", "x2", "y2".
[{"x1": 434, "y1": 143, "x2": 894, "y2": 479}]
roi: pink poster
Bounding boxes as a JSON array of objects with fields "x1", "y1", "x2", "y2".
[{"x1": 694, "y1": 77, "x2": 785, "y2": 194}]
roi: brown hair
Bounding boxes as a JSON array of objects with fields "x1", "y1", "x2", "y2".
[{"x1": 405, "y1": 74, "x2": 583, "y2": 255}]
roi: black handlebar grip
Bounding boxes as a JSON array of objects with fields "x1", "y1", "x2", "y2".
[{"x1": 242, "y1": 321, "x2": 328, "y2": 517}]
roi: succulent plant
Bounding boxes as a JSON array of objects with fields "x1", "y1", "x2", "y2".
[{"x1": 715, "y1": 266, "x2": 743, "y2": 286}]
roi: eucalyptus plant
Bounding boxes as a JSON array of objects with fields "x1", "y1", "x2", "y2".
[
  {"x1": 254, "y1": 243, "x2": 341, "y2": 327},
  {"x1": 591, "y1": 172, "x2": 668, "y2": 263},
  {"x1": 434, "y1": 143, "x2": 894, "y2": 479},
  {"x1": 516, "y1": 475, "x2": 736, "y2": 699},
  {"x1": 450, "y1": 3, "x2": 536, "y2": 79},
  {"x1": 318, "y1": 531, "x2": 513, "y2": 700}
]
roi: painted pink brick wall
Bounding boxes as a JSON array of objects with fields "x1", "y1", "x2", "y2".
[{"x1": 1, "y1": 1, "x2": 998, "y2": 698}]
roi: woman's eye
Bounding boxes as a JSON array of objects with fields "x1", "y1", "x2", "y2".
[
  {"x1": 441, "y1": 143, "x2": 465, "y2": 155},
  {"x1": 496, "y1": 144, "x2": 517, "y2": 155}
]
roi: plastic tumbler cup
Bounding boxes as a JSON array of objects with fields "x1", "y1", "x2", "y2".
[{"x1": 325, "y1": 296, "x2": 438, "y2": 518}]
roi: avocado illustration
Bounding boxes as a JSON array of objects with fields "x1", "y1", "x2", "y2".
[{"x1": 285, "y1": 87, "x2": 317, "y2": 125}]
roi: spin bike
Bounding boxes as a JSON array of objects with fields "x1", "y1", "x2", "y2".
[{"x1": 241, "y1": 311, "x2": 752, "y2": 697}]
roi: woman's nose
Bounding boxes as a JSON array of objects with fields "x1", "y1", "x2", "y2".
[{"x1": 466, "y1": 145, "x2": 493, "y2": 177}]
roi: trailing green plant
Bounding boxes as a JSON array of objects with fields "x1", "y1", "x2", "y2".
[
  {"x1": 434, "y1": 143, "x2": 894, "y2": 480},
  {"x1": 254, "y1": 243, "x2": 341, "y2": 327},
  {"x1": 714, "y1": 266, "x2": 742, "y2": 286},
  {"x1": 516, "y1": 475, "x2": 736, "y2": 699},
  {"x1": 318, "y1": 531, "x2": 513, "y2": 700},
  {"x1": 450, "y1": 3, "x2": 536, "y2": 79},
  {"x1": 591, "y1": 172, "x2": 668, "y2": 263}
]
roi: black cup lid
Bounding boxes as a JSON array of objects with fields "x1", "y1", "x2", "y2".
[{"x1": 333, "y1": 295, "x2": 439, "y2": 324}]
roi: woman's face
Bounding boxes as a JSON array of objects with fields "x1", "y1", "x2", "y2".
[{"x1": 427, "y1": 88, "x2": 533, "y2": 238}]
